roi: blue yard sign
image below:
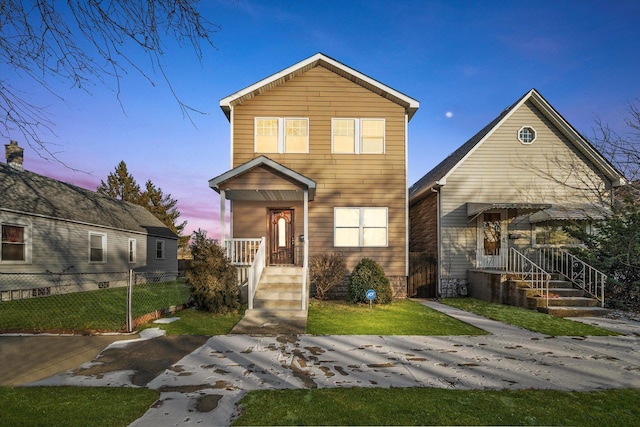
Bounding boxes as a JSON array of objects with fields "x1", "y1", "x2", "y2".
[{"x1": 366, "y1": 289, "x2": 376, "y2": 300}]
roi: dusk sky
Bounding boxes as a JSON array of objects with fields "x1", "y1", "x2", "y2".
[{"x1": 4, "y1": 0, "x2": 640, "y2": 242}]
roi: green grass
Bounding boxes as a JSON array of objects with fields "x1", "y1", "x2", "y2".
[
  {"x1": 0, "y1": 280, "x2": 190, "y2": 333},
  {"x1": 138, "y1": 306, "x2": 244, "y2": 335},
  {"x1": 0, "y1": 386, "x2": 159, "y2": 427},
  {"x1": 442, "y1": 297, "x2": 619, "y2": 336},
  {"x1": 232, "y1": 387, "x2": 640, "y2": 426},
  {"x1": 307, "y1": 299, "x2": 486, "y2": 335}
]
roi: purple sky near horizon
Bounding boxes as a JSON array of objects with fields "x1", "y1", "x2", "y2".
[{"x1": 4, "y1": 0, "x2": 640, "y2": 242}]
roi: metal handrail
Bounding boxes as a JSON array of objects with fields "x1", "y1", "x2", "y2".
[
  {"x1": 535, "y1": 247, "x2": 606, "y2": 307},
  {"x1": 507, "y1": 247, "x2": 551, "y2": 308}
]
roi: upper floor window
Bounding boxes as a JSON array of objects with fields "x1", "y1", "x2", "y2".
[
  {"x1": 332, "y1": 118, "x2": 385, "y2": 154},
  {"x1": 255, "y1": 117, "x2": 309, "y2": 153},
  {"x1": 334, "y1": 207, "x2": 388, "y2": 247},
  {"x1": 156, "y1": 240, "x2": 165, "y2": 259},
  {"x1": 1, "y1": 223, "x2": 29, "y2": 263},
  {"x1": 89, "y1": 232, "x2": 106, "y2": 263},
  {"x1": 518, "y1": 126, "x2": 536, "y2": 144}
]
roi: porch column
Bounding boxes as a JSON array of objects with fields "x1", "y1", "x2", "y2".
[
  {"x1": 302, "y1": 189, "x2": 309, "y2": 310},
  {"x1": 219, "y1": 189, "x2": 226, "y2": 243}
]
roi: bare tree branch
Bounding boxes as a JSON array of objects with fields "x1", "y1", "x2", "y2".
[{"x1": 0, "y1": 0, "x2": 218, "y2": 158}]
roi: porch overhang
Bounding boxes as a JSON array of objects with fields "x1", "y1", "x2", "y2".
[
  {"x1": 529, "y1": 204, "x2": 609, "y2": 223},
  {"x1": 467, "y1": 202, "x2": 552, "y2": 220},
  {"x1": 209, "y1": 155, "x2": 316, "y2": 201}
]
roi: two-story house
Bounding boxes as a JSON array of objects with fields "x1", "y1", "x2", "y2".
[{"x1": 209, "y1": 53, "x2": 419, "y2": 315}]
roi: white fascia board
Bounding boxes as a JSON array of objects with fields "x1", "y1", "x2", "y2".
[{"x1": 219, "y1": 53, "x2": 419, "y2": 112}]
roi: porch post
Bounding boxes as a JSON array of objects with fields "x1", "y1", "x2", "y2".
[
  {"x1": 302, "y1": 189, "x2": 309, "y2": 310},
  {"x1": 219, "y1": 189, "x2": 226, "y2": 244}
]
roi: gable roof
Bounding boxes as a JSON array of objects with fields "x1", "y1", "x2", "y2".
[
  {"x1": 209, "y1": 155, "x2": 316, "y2": 201},
  {"x1": 219, "y1": 52, "x2": 420, "y2": 121},
  {"x1": 409, "y1": 88, "x2": 626, "y2": 202},
  {"x1": 0, "y1": 164, "x2": 177, "y2": 239}
]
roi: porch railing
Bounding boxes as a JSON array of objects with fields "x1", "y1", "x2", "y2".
[
  {"x1": 246, "y1": 238, "x2": 266, "y2": 310},
  {"x1": 507, "y1": 247, "x2": 551, "y2": 308},
  {"x1": 534, "y1": 247, "x2": 606, "y2": 307},
  {"x1": 225, "y1": 238, "x2": 263, "y2": 266}
]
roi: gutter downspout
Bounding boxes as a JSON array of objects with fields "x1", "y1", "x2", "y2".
[{"x1": 431, "y1": 186, "x2": 442, "y2": 297}]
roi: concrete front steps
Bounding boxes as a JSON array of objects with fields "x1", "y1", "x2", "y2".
[
  {"x1": 521, "y1": 278, "x2": 607, "y2": 318},
  {"x1": 231, "y1": 266, "x2": 307, "y2": 334}
]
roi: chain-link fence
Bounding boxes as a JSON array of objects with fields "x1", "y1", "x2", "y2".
[{"x1": 0, "y1": 270, "x2": 188, "y2": 334}]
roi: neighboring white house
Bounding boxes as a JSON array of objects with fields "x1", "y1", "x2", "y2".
[{"x1": 409, "y1": 89, "x2": 626, "y2": 297}]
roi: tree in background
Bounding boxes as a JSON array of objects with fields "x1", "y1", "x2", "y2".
[
  {"x1": 571, "y1": 99, "x2": 640, "y2": 311},
  {"x1": 97, "y1": 161, "x2": 141, "y2": 203},
  {"x1": 139, "y1": 180, "x2": 187, "y2": 237},
  {"x1": 98, "y1": 161, "x2": 187, "y2": 246},
  {"x1": 0, "y1": 1, "x2": 218, "y2": 159}
]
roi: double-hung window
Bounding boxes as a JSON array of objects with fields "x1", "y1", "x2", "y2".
[
  {"x1": 89, "y1": 232, "x2": 106, "y2": 263},
  {"x1": 332, "y1": 118, "x2": 385, "y2": 154},
  {"x1": 1, "y1": 223, "x2": 29, "y2": 262},
  {"x1": 255, "y1": 117, "x2": 309, "y2": 153},
  {"x1": 334, "y1": 207, "x2": 388, "y2": 247}
]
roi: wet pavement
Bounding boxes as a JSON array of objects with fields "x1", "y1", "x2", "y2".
[{"x1": 12, "y1": 300, "x2": 640, "y2": 426}]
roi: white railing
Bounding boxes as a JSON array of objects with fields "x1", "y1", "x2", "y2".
[
  {"x1": 225, "y1": 238, "x2": 263, "y2": 266},
  {"x1": 245, "y1": 237, "x2": 266, "y2": 310},
  {"x1": 508, "y1": 247, "x2": 551, "y2": 308},
  {"x1": 535, "y1": 247, "x2": 606, "y2": 307}
]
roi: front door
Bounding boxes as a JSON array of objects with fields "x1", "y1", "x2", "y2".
[
  {"x1": 269, "y1": 209, "x2": 294, "y2": 265},
  {"x1": 477, "y1": 211, "x2": 506, "y2": 268}
]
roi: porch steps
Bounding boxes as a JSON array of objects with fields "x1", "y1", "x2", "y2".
[
  {"x1": 231, "y1": 266, "x2": 307, "y2": 334},
  {"x1": 518, "y1": 276, "x2": 607, "y2": 318}
]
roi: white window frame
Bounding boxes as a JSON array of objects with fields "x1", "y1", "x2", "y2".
[
  {"x1": 88, "y1": 232, "x2": 107, "y2": 263},
  {"x1": 128, "y1": 238, "x2": 137, "y2": 263},
  {"x1": 156, "y1": 239, "x2": 165, "y2": 260},
  {"x1": 1, "y1": 221, "x2": 32, "y2": 264},
  {"x1": 518, "y1": 126, "x2": 536, "y2": 144},
  {"x1": 331, "y1": 118, "x2": 385, "y2": 154},
  {"x1": 334, "y1": 207, "x2": 388, "y2": 247},
  {"x1": 532, "y1": 221, "x2": 591, "y2": 247},
  {"x1": 254, "y1": 117, "x2": 309, "y2": 153}
]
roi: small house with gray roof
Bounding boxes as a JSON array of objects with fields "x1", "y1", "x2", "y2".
[
  {"x1": 409, "y1": 89, "x2": 625, "y2": 314},
  {"x1": 1, "y1": 141, "x2": 178, "y2": 299}
]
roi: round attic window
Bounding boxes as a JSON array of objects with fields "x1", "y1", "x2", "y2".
[{"x1": 518, "y1": 126, "x2": 536, "y2": 144}]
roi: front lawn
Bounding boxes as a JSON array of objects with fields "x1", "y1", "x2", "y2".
[
  {"x1": 307, "y1": 299, "x2": 486, "y2": 335},
  {"x1": 138, "y1": 306, "x2": 244, "y2": 335},
  {"x1": 442, "y1": 297, "x2": 618, "y2": 336},
  {"x1": 1, "y1": 386, "x2": 159, "y2": 427},
  {"x1": 233, "y1": 387, "x2": 640, "y2": 426}
]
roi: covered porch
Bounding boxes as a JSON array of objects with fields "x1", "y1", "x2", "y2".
[{"x1": 209, "y1": 156, "x2": 316, "y2": 312}]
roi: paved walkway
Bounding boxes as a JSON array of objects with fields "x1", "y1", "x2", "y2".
[{"x1": 20, "y1": 300, "x2": 640, "y2": 426}]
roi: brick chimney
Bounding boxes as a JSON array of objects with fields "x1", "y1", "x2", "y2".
[{"x1": 5, "y1": 140, "x2": 24, "y2": 171}]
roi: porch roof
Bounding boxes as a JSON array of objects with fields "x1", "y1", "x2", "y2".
[
  {"x1": 529, "y1": 204, "x2": 609, "y2": 223},
  {"x1": 209, "y1": 156, "x2": 316, "y2": 201},
  {"x1": 467, "y1": 202, "x2": 552, "y2": 219}
]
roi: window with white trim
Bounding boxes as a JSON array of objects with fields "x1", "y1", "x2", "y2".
[
  {"x1": 533, "y1": 221, "x2": 590, "y2": 247},
  {"x1": 128, "y1": 238, "x2": 137, "y2": 263},
  {"x1": 255, "y1": 117, "x2": 309, "y2": 153},
  {"x1": 156, "y1": 240, "x2": 165, "y2": 259},
  {"x1": 518, "y1": 126, "x2": 536, "y2": 144},
  {"x1": 1, "y1": 223, "x2": 30, "y2": 262},
  {"x1": 334, "y1": 207, "x2": 388, "y2": 247},
  {"x1": 89, "y1": 232, "x2": 106, "y2": 263},
  {"x1": 332, "y1": 118, "x2": 385, "y2": 154}
]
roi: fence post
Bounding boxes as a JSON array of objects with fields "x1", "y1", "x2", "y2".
[{"x1": 126, "y1": 269, "x2": 133, "y2": 332}]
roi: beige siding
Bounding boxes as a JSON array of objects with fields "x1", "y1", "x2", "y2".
[
  {"x1": 230, "y1": 66, "x2": 407, "y2": 276},
  {"x1": 439, "y1": 100, "x2": 612, "y2": 280}
]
